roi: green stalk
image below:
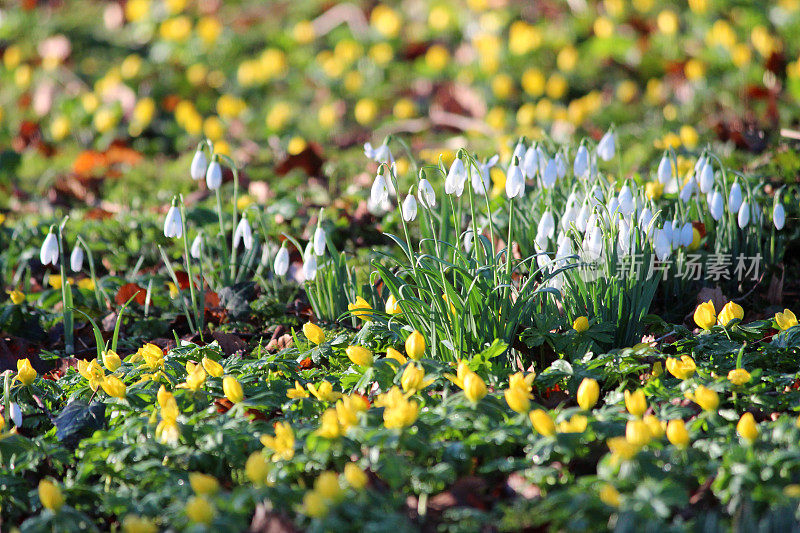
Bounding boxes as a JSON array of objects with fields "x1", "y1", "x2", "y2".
[
  {"x1": 57, "y1": 219, "x2": 74, "y2": 355},
  {"x1": 179, "y1": 197, "x2": 202, "y2": 337}
]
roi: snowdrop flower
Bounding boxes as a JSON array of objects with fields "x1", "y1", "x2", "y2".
[
  {"x1": 370, "y1": 172, "x2": 389, "y2": 206},
  {"x1": 654, "y1": 228, "x2": 672, "y2": 261},
  {"x1": 512, "y1": 140, "x2": 526, "y2": 161},
  {"x1": 585, "y1": 225, "x2": 604, "y2": 261},
  {"x1": 738, "y1": 201, "x2": 750, "y2": 228},
  {"x1": 561, "y1": 206, "x2": 578, "y2": 230},
  {"x1": 542, "y1": 158, "x2": 558, "y2": 189},
  {"x1": 555, "y1": 153, "x2": 567, "y2": 179},
  {"x1": 274, "y1": 244, "x2": 289, "y2": 276},
  {"x1": 591, "y1": 185, "x2": 605, "y2": 204},
  {"x1": 774, "y1": 202, "x2": 785, "y2": 230},
  {"x1": 679, "y1": 178, "x2": 695, "y2": 203},
  {"x1": 536, "y1": 146, "x2": 548, "y2": 176},
  {"x1": 727, "y1": 182, "x2": 742, "y2": 214},
  {"x1": 313, "y1": 224, "x2": 326, "y2": 256},
  {"x1": 556, "y1": 235, "x2": 573, "y2": 261},
  {"x1": 638, "y1": 207, "x2": 653, "y2": 234},
  {"x1": 463, "y1": 228, "x2": 476, "y2": 253},
  {"x1": 522, "y1": 146, "x2": 538, "y2": 178},
  {"x1": 680, "y1": 222, "x2": 694, "y2": 247},
  {"x1": 364, "y1": 142, "x2": 393, "y2": 164},
  {"x1": 574, "y1": 144, "x2": 590, "y2": 178},
  {"x1": 709, "y1": 189, "x2": 724, "y2": 221},
  {"x1": 9, "y1": 402, "x2": 21, "y2": 427},
  {"x1": 505, "y1": 160, "x2": 525, "y2": 199},
  {"x1": 206, "y1": 158, "x2": 223, "y2": 190},
  {"x1": 694, "y1": 156, "x2": 706, "y2": 174},
  {"x1": 444, "y1": 158, "x2": 467, "y2": 197},
  {"x1": 70, "y1": 243, "x2": 84, "y2": 272},
  {"x1": 163, "y1": 204, "x2": 182, "y2": 238},
  {"x1": 417, "y1": 178, "x2": 436, "y2": 208},
  {"x1": 474, "y1": 155, "x2": 498, "y2": 195},
  {"x1": 618, "y1": 185, "x2": 634, "y2": 216},
  {"x1": 618, "y1": 218, "x2": 631, "y2": 255},
  {"x1": 191, "y1": 234, "x2": 203, "y2": 259},
  {"x1": 302, "y1": 244, "x2": 317, "y2": 281},
  {"x1": 657, "y1": 154, "x2": 672, "y2": 184},
  {"x1": 671, "y1": 218, "x2": 682, "y2": 249},
  {"x1": 190, "y1": 149, "x2": 207, "y2": 180},
  {"x1": 699, "y1": 161, "x2": 714, "y2": 194},
  {"x1": 596, "y1": 129, "x2": 615, "y2": 161},
  {"x1": 576, "y1": 202, "x2": 591, "y2": 233},
  {"x1": 233, "y1": 217, "x2": 253, "y2": 250},
  {"x1": 537, "y1": 211, "x2": 555, "y2": 242},
  {"x1": 40, "y1": 230, "x2": 59, "y2": 266},
  {"x1": 402, "y1": 191, "x2": 418, "y2": 221},
  {"x1": 607, "y1": 197, "x2": 620, "y2": 217}
]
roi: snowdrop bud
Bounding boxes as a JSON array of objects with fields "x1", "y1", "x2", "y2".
[
  {"x1": 40, "y1": 231, "x2": 59, "y2": 266},
  {"x1": 671, "y1": 219, "x2": 682, "y2": 248},
  {"x1": 418, "y1": 178, "x2": 436, "y2": 208},
  {"x1": 618, "y1": 185, "x2": 634, "y2": 216},
  {"x1": 522, "y1": 146, "x2": 538, "y2": 178},
  {"x1": 694, "y1": 156, "x2": 706, "y2": 173},
  {"x1": 233, "y1": 217, "x2": 253, "y2": 250},
  {"x1": 9, "y1": 402, "x2": 21, "y2": 427},
  {"x1": 679, "y1": 179, "x2": 695, "y2": 203},
  {"x1": 607, "y1": 197, "x2": 620, "y2": 217},
  {"x1": 561, "y1": 207, "x2": 578, "y2": 230},
  {"x1": 574, "y1": 145, "x2": 590, "y2": 178},
  {"x1": 464, "y1": 228, "x2": 474, "y2": 253},
  {"x1": 206, "y1": 159, "x2": 223, "y2": 190},
  {"x1": 370, "y1": 172, "x2": 389, "y2": 206},
  {"x1": 728, "y1": 182, "x2": 742, "y2": 214},
  {"x1": 555, "y1": 153, "x2": 567, "y2": 178},
  {"x1": 738, "y1": 201, "x2": 750, "y2": 228},
  {"x1": 565, "y1": 191, "x2": 578, "y2": 212},
  {"x1": 662, "y1": 220, "x2": 673, "y2": 245},
  {"x1": 586, "y1": 225, "x2": 604, "y2": 260},
  {"x1": 191, "y1": 234, "x2": 203, "y2": 259},
  {"x1": 505, "y1": 160, "x2": 525, "y2": 199},
  {"x1": 402, "y1": 192, "x2": 418, "y2": 221},
  {"x1": 709, "y1": 189, "x2": 724, "y2": 221},
  {"x1": 70, "y1": 244, "x2": 84, "y2": 272},
  {"x1": 638, "y1": 207, "x2": 653, "y2": 234},
  {"x1": 680, "y1": 222, "x2": 694, "y2": 247},
  {"x1": 699, "y1": 162, "x2": 714, "y2": 194},
  {"x1": 538, "y1": 211, "x2": 555, "y2": 241},
  {"x1": 512, "y1": 140, "x2": 526, "y2": 161},
  {"x1": 542, "y1": 158, "x2": 558, "y2": 189},
  {"x1": 190, "y1": 149, "x2": 207, "y2": 180},
  {"x1": 313, "y1": 225, "x2": 326, "y2": 256},
  {"x1": 654, "y1": 228, "x2": 672, "y2": 261},
  {"x1": 657, "y1": 154, "x2": 672, "y2": 184},
  {"x1": 576, "y1": 202, "x2": 590, "y2": 232},
  {"x1": 445, "y1": 158, "x2": 467, "y2": 197},
  {"x1": 774, "y1": 203, "x2": 785, "y2": 230},
  {"x1": 302, "y1": 246, "x2": 317, "y2": 281},
  {"x1": 163, "y1": 204, "x2": 183, "y2": 238},
  {"x1": 597, "y1": 129, "x2": 615, "y2": 161},
  {"x1": 591, "y1": 185, "x2": 605, "y2": 204},
  {"x1": 274, "y1": 245, "x2": 289, "y2": 276},
  {"x1": 535, "y1": 147, "x2": 547, "y2": 176},
  {"x1": 618, "y1": 219, "x2": 631, "y2": 255},
  {"x1": 556, "y1": 235, "x2": 573, "y2": 260}
]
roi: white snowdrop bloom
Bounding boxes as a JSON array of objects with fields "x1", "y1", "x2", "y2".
[
  {"x1": 565, "y1": 191, "x2": 579, "y2": 213},
  {"x1": 512, "y1": 140, "x2": 527, "y2": 161},
  {"x1": 738, "y1": 201, "x2": 750, "y2": 228},
  {"x1": 364, "y1": 142, "x2": 394, "y2": 164},
  {"x1": 709, "y1": 189, "x2": 724, "y2": 221},
  {"x1": 370, "y1": 172, "x2": 389, "y2": 206},
  {"x1": 585, "y1": 225, "x2": 604, "y2": 260},
  {"x1": 699, "y1": 161, "x2": 714, "y2": 194},
  {"x1": 402, "y1": 192, "x2": 418, "y2": 221},
  {"x1": 302, "y1": 246, "x2": 317, "y2": 281},
  {"x1": 556, "y1": 235, "x2": 573, "y2": 261},
  {"x1": 671, "y1": 218, "x2": 682, "y2": 248},
  {"x1": 657, "y1": 154, "x2": 672, "y2": 184},
  {"x1": 40, "y1": 231, "x2": 59, "y2": 265},
  {"x1": 638, "y1": 207, "x2": 653, "y2": 234},
  {"x1": 591, "y1": 185, "x2": 605, "y2": 204},
  {"x1": 522, "y1": 146, "x2": 538, "y2": 178},
  {"x1": 576, "y1": 202, "x2": 591, "y2": 232},
  {"x1": 463, "y1": 228, "x2": 475, "y2": 253},
  {"x1": 191, "y1": 234, "x2": 203, "y2": 259},
  {"x1": 561, "y1": 206, "x2": 578, "y2": 230},
  {"x1": 662, "y1": 220, "x2": 673, "y2": 245},
  {"x1": 190, "y1": 149, "x2": 207, "y2": 180},
  {"x1": 573, "y1": 144, "x2": 590, "y2": 178},
  {"x1": 418, "y1": 178, "x2": 437, "y2": 208},
  {"x1": 505, "y1": 162, "x2": 525, "y2": 199},
  {"x1": 313, "y1": 225, "x2": 326, "y2": 256},
  {"x1": 474, "y1": 155, "x2": 498, "y2": 195},
  {"x1": 9, "y1": 402, "x2": 21, "y2": 427},
  {"x1": 679, "y1": 178, "x2": 695, "y2": 203},
  {"x1": 535, "y1": 239, "x2": 551, "y2": 270},
  {"x1": 618, "y1": 218, "x2": 632, "y2": 256},
  {"x1": 654, "y1": 228, "x2": 672, "y2": 261},
  {"x1": 774, "y1": 203, "x2": 785, "y2": 230},
  {"x1": 596, "y1": 129, "x2": 615, "y2": 161},
  {"x1": 618, "y1": 185, "x2": 634, "y2": 216},
  {"x1": 728, "y1": 182, "x2": 743, "y2": 214},
  {"x1": 163, "y1": 205, "x2": 183, "y2": 238},
  {"x1": 542, "y1": 158, "x2": 558, "y2": 189},
  {"x1": 538, "y1": 210, "x2": 556, "y2": 241},
  {"x1": 555, "y1": 153, "x2": 567, "y2": 179},
  {"x1": 445, "y1": 158, "x2": 468, "y2": 197},
  {"x1": 274, "y1": 245, "x2": 289, "y2": 276},
  {"x1": 233, "y1": 217, "x2": 254, "y2": 250},
  {"x1": 536, "y1": 146, "x2": 548, "y2": 176},
  {"x1": 585, "y1": 213, "x2": 599, "y2": 232},
  {"x1": 680, "y1": 222, "x2": 694, "y2": 247},
  {"x1": 70, "y1": 243, "x2": 84, "y2": 272},
  {"x1": 607, "y1": 197, "x2": 620, "y2": 217},
  {"x1": 206, "y1": 159, "x2": 222, "y2": 190}
]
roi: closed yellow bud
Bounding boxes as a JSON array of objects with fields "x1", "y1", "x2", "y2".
[
  {"x1": 385, "y1": 347, "x2": 407, "y2": 365},
  {"x1": 405, "y1": 330, "x2": 425, "y2": 360},
  {"x1": 185, "y1": 495, "x2": 215, "y2": 524},
  {"x1": 202, "y1": 357, "x2": 224, "y2": 377},
  {"x1": 577, "y1": 378, "x2": 599, "y2": 410},
  {"x1": 717, "y1": 301, "x2": 744, "y2": 326},
  {"x1": 666, "y1": 419, "x2": 690, "y2": 448},
  {"x1": 737, "y1": 412, "x2": 759, "y2": 442},
  {"x1": 245, "y1": 451, "x2": 270, "y2": 484},
  {"x1": 344, "y1": 462, "x2": 368, "y2": 489},
  {"x1": 314, "y1": 471, "x2": 342, "y2": 501},
  {"x1": 103, "y1": 350, "x2": 122, "y2": 371},
  {"x1": 302, "y1": 490, "x2": 328, "y2": 517},
  {"x1": 599, "y1": 484, "x2": 621, "y2": 507},
  {"x1": 625, "y1": 419, "x2": 652, "y2": 447},
  {"x1": 504, "y1": 386, "x2": 531, "y2": 413},
  {"x1": 666, "y1": 355, "x2": 696, "y2": 380},
  {"x1": 385, "y1": 293, "x2": 402, "y2": 314},
  {"x1": 101, "y1": 376, "x2": 127, "y2": 398},
  {"x1": 727, "y1": 368, "x2": 751, "y2": 386},
  {"x1": 8, "y1": 289, "x2": 25, "y2": 305},
  {"x1": 346, "y1": 345, "x2": 373, "y2": 367},
  {"x1": 693, "y1": 385, "x2": 719, "y2": 412},
  {"x1": 189, "y1": 472, "x2": 219, "y2": 495},
  {"x1": 401, "y1": 364, "x2": 428, "y2": 393},
  {"x1": 463, "y1": 372, "x2": 487, "y2": 403},
  {"x1": 529, "y1": 409, "x2": 556, "y2": 436},
  {"x1": 121, "y1": 514, "x2": 157, "y2": 533},
  {"x1": 572, "y1": 316, "x2": 589, "y2": 333},
  {"x1": 222, "y1": 376, "x2": 244, "y2": 403},
  {"x1": 15, "y1": 358, "x2": 37, "y2": 386},
  {"x1": 303, "y1": 322, "x2": 325, "y2": 345},
  {"x1": 693, "y1": 300, "x2": 716, "y2": 330},
  {"x1": 624, "y1": 389, "x2": 647, "y2": 417},
  {"x1": 38, "y1": 479, "x2": 64, "y2": 511}
]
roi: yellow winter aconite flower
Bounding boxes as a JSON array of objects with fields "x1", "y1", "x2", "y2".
[
  {"x1": 201, "y1": 356, "x2": 224, "y2": 377},
  {"x1": 7, "y1": 289, "x2": 25, "y2": 304},
  {"x1": 287, "y1": 380, "x2": 310, "y2": 399},
  {"x1": 78, "y1": 359, "x2": 105, "y2": 391},
  {"x1": 185, "y1": 495, "x2": 215, "y2": 524},
  {"x1": 222, "y1": 376, "x2": 244, "y2": 403},
  {"x1": 717, "y1": 301, "x2": 744, "y2": 326},
  {"x1": 303, "y1": 322, "x2": 325, "y2": 345},
  {"x1": 178, "y1": 365, "x2": 206, "y2": 393},
  {"x1": 348, "y1": 296, "x2": 373, "y2": 320},
  {"x1": 645, "y1": 181, "x2": 664, "y2": 200},
  {"x1": 558, "y1": 414, "x2": 588, "y2": 434},
  {"x1": 607, "y1": 436, "x2": 639, "y2": 462},
  {"x1": 625, "y1": 419, "x2": 652, "y2": 447},
  {"x1": 775, "y1": 309, "x2": 798, "y2": 330},
  {"x1": 694, "y1": 300, "x2": 716, "y2": 330},
  {"x1": 102, "y1": 350, "x2": 122, "y2": 372},
  {"x1": 316, "y1": 408, "x2": 343, "y2": 438},
  {"x1": 346, "y1": 345, "x2": 373, "y2": 367},
  {"x1": 727, "y1": 368, "x2": 751, "y2": 386},
  {"x1": 189, "y1": 473, "x2": 219, "y2": 495},
  {"x1": 693, "y1": 385, "x2": 720, "y2": 412},
  {"x1": 643, "y1": 415, "x2": 666, "y2": 438},
  {"x1": 15, "y1": 358, "x2": 37, "y2": 386},
  {"x1": 386, "y1": 347, "x2": 407, "y2": 365},
  {"x1": 666, "y1": 419, "x2": 690, "y2": 448},
  {"x1": 666, "y1": 355, "x2": 696, "y2": 380},
  {"x1": 245, "y1": 451, "x2": 270, "y2": 484},
  {"x1": 504, "y1": 386, "x2": 531, "y2": 413},
  {"x1": 335, "y1": 395, "x2": 367, "y2": 430},
  {"x1": 121, "y1": 514, "x2": 157, "y2": 533},
  {"x1": 405, "y1": 330, "x2": 425, "y2": 360},
  {"x1": 308, "y1": 381, "x2": 342, "y2": 402},
  {"x1": 599, "y1": 484, "x2": 621, "y2": 507},
  {"x1": 385, "y1": 293, "x2": 402, "y2": 315},
  {"x1": 354, "y1": 98, "x2": 378, "y2": 125},
  {"x1": 261, "y1": 421, "x2": 295, "y2": 461},
  {"x1": 38, "y1": 479, "x2": 64, "y2": 511},
  {"x1": 737, "y1": 412, "x2": 759, "y2": 442},
  {"x1": 401, "y1": 363, "x2": 433, "y2": 393},
  {"x1": 572, "y1": 316, "x2": 589, "y2": 333},
  {"x1": 136, "y1": 343, "x2": 165, "y2": 370},
  {"x1": 383, "y1": 394, "x2": 419, "y2": 429},
  {"x1": 344, "y1": 462, "x2": 368, "y2": 489},
  {"x1": 530, "y1": 409, "x2": 556, "y2": 436},
  {"x1": 101, "y1": 376, "x2": 126, "y2": 398},
  {"x1": 577, "y1": 378, "x2": 600, "y2": 410},
  {"x1": 463, "y1": 372, "x2": 487, "y2": 403},
  {"x1": 156, "y1": 391, "x2": 180, "y2": 445},
  {"x1": 624, "y1": 389, "x2": 647, "y2": 417}
]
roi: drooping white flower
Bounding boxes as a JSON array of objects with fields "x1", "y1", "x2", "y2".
[
  {"x1": 556, "y1": 234, "x2": 572, "y2": 261},
  {"x1": 680, "y1": 222, "x2": 694, "y2": 247},
  {"x1": 576, "y1": 202, "x2": 591, "y2": 233},
  {"x1": 402, "y1": 192, "x2": 418, "y2": 221},
  {"x1": 574, "y1": 144, "x2": 590, "y2": 178},
  {"x1": 709, "y1": 189, "x2": 724, "y2": 221},
  {"x1": 70, "y1": 244, "x2": 84, "y2": 272},
  {"x1": 444, "y1": 158, "x2": 467, "y2": 197},
  {"x1": 191, "y1": 234, "x2": 203, "y2": 259},
  {"x1": 596, "y1": 129, "x2": 615, "y2": 161},
  {"x1": 561, "y1": 206, "x2": 578, "y2": 230},
  {"x1": 591, "y1": 185, "x2": 605, "y2": 204},
  {"x1": 233, "y1": 217, "x2": 253, "y2": 250},
  {"x1": 522, "y1": 146, "x2": 538, "y2": 178},
  {"x1": 417, "y1": 178, "x2": 436, "y2": 208},
  {"x1": 618, "y1": 185, "x2": 634, "y2": 216},
  {"x1": 585, "y1": 225, "x2": 604, "y2": 260},
  {"x1": 654, "y1": 228, "x2": 672, "y2": 261},
  {"x1": 671, "y1": 218, "x2": 682, "y2": 249},
  {"x1": 607, "y1": 197, "x2": 620, "y2": 217},
  {"x1": 657, "y1": 154, "x2": 672, "y2": 184},
  {"x1": 542, "y1": 158, "x2": 558, "y2": 189},
  {"x1": 679, "y1": 178, "x2": 695, "y2": 203},
  {"x1": 537, "y1": 210, "x2": 555, "y2": 242},
  {"x1": 512, "y1": 140, "x2": 526, "y2": 161},
  {"x1": 699, "y1": 161, "x2": 714, "y2": 194},
  {"x1": 163, "y1": 205, "x2": 182, "y2": 238},
  {"x1": 364, "y1": 142, "x2": 394, "y2": 164},
  {"x1": 694, "y1": 156, "x2": 706, "y2": 174},
  {"x1": 313, "y1": 225, "x2": 326, "y2": 256},
  {"x1": 662, "y1": 220, "x2": 673, "y2": 246},
  {"x1": 274, "y1": 245, "x2": 289, "y2": 276},
  {"x1": 618, "y1": 218, "x2": 631, "y2": 256},
  {"x1": 555, "y1": 153, "x2": 567, "y2": 178},
  {"x1": 738, "y1": 201, "x2": 750, "y2": 228},
  {"x1": 9, "y1": 402, "x2": 21, "y2": 427},
  {"x1": 505, "y1": 161, "x2": 525, "y2": 199},
  {"x1": 206, "y1": 159, "x2": 223, "y2": 190},
  {"x1": 774, "y1": 203, "x2": 785, "y2": 230},
  {"x1": 728, "y1": 182, "x2": 743, "y2": 214},
  {"x1": 370, "y1": 172, "x2": 389, "y2": 206},
  {"x1": 463, "y1": 228, "x2": 475, "y2": 253},
  {"x1": 190, "y1": 149, "x2": 207, "y2": 180},
  {"x1": 474, "y1": 155, "x2": 498, "y2": 195},
  {"x1": 40, "y1": 231, "x2": 59, "y2": 266},
  {"x1": 638, "y1": 207, "x2": 653, "y2": 234},
  {"x1": 302, "y1": 250, "x2": 317, "y2": 281}
]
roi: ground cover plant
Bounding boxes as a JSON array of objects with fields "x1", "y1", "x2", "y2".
[{"x1": 2, "y1": 1, "x2": 800, "y2": 532}]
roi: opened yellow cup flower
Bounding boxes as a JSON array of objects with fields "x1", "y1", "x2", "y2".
[
  {"x1": 666, "y1": 355, "x2": 696, "y2": 380},
  {"x1": 504, "y1": 386, "x2": 531, "y2": 413},
  {"x1": 624, "y1": 389, "x2": 647, "y2": 417},
  {"x1": 308, "y1": 381, "x2": 342, "y2": 402},
  {"x1": 346, "y1": 345, "x2": 373, "y2": 367},
  {"x1": 666, "y1": 419, "x2": 690, "y2": 448},
  {"x1": 572, "y1": 316, "x2": 589, "y2": 333},
  {"x1": 38, "y1": 479, "x2": 64, "y2": 512},
  {"x1": 178, "y1": 365, "x2": 207, "y2": 393},
  {"x1": 693, "y1": 300, "x2": 716, "y2": 330},
  {"x1": 303, "y1": 322, "x2": 325, "y2": 345},
  {"x1": 775, "y1": 309, "x2": 798, "y2": 331},
  {"x1": 625, "y1": 419, "x2": 652, "y2": 447},
  {"x1": 7, "y1": 289, "x2": 24, "y2": 304},
  {"x1": 717, "y1": 301, "x2": 744, "y2": 326},
  {"x1": 287, "y1": 380, "x2": 310, "y2": 399},
  {"x1": 577, "y1": 378, "x2": 599, "y2": 410},
  {"x1": 607, "y1": 436, "x2": 639, "y2": 462},
  {"x1": 102, "y1": 350, "x2": 122, "y2": 372},
  {"x1": 557, "y1": 414, "x2": 588, "y2": 433},
  {"x1": 692, "y1": 385, "x2": 719, "y2": 412},
  {"x1": 737, "y1": 412, "x2": 759, "y2": 442},
  {"x1": 405, "y1": 330, "x2": 425, "y2": 360},
  {"x1": 727, "y1": 368, "x2": 751, "y2": 386},
  {"x1": 222, "y1": 376, "x2": 244, "y2": 403},
  {"x1": 348, "y1": 296, "x2": 373, "y2": 321},
  {"x1": 316, "y1": 408, "x2": 343, "y2": 438},
  {"x1": 530, "y1": 409, "x2": 556, "y2": 436},
  {"x1": 189, "y1": 473, "x2": 220, "y2": 495},
  {"x1": 261, "y1": 421, "x2": 295, "y2": 461},
  {"x1": 15, "y1": 358, "x2": 37, "y2": 386}
]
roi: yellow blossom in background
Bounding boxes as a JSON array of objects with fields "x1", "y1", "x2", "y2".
[
  {"x1": 222, "y1": 376, "x2": 244, "y2": 403},
  {"x1": 303, "y1": 490, "x2": 328, "y2": 517},
  {"x1": 197, "y1": 16, "x2": 222, "y2": 46},
  {"x1": 344, "y1": 462, "x2": 368, "y2": 489},
  {"x1": 607, "y1": 436, "x2": 638, "y2": 462},
  {"x1": 737, "y1": 412, "x2": 759, "y2": 442},
  {"x1": 386, "y1": 347, "x2": 407, "y2": 365},
  {"x1": 287, "y1": 137, "x2": 306, "y2": 155},
  {"x1": 666, "y1": 355, "x2": 696, "y2": 380},
  {"x1": 293, "y1": 20, "x2": 315, "y2": 43},
  {"x1": 160, "y1": 16, "x2": 192, "y2": 42},
  {"x1": 50, "y1": 115, "x2": 71, "y2": 141},
  {"x1": 727, "y1": 368, "x2": 751, "y2": 386},
  {"x1": 178, "y1": 365, "x2": 206, "y2": 393},
  {"x1": 371, "y1": 5, "x2": 402, "y2": 38},
  {"x1": 121, "y1": 515, "x2": 157, "y2": 533},
  {"x1": 185, "y1": 496, "x2": 214, "y2": 524},
  {"x1": 624, "y1": 389, "x2": 647, "y2": 417},
  {"x1": 405, "y1": 330, "x2": 425, "y2": 360},
  {"x1": 625, "y1": 419, "x2": 651, "y2": 447},
  {"x1": 401, "y1": 363, "x2": 432, "y2": 393},
  {"x1": 316, "y1": 408, "x2": 343, "y2": 438},
  {"x1": 693, "y1": 385, "x2": 719, "y2": 412},
  {"x1": 385, "y1": 293, "x2": 402, "y2": 315},
  {"x1": 425, "y1": 44, "x2": 450, "y2": 71},
  {"x1": 38, "y1": 479, "x2": 64, "y2": 511},
  {"x1": 261, "y1": 421, "x2": 295, "y2": 461},
  {"x1": 599, "y1": 484, "x2": 621, "y2": 507},
  {"x1": 245, "y1": 451, "x2": 270, "y2": 484},
  {"x1": 8, "y1": 289, "x2": 25, "y2": 305},
  {"x1": 646, "y1": 181, "x2": 664, "y2": 200},
  {"x1": 775, "y1": 309, "x2": 798, "y2": 330},
  {"x1": 189, "y1": 473, "x2": 219, "y2": 496},
  {"x1": 530, "y1": 409, "x2": 556, "y2": 436},
  {"x1": 504, "y1": 386, "x2": 531, "y2": 413},
  {"x1": 657, "y1": 10, "x2": 679, "y2": 35},
  {"x1": 393, "y1": 98, "x2": 416, "y2": 120},
  {"x1": 666, "y1": 419, "x2": 690, "y2": 448},
  {"x1": 15, "y1": 358, "x2": 37, "y2": 386},
  {"x1": 558, "y1": 414, "x2": 588, "y2": 433},
  {"x1": 644, "y1": 415, "x2": 666, "y2": 438},
  {"x1": 287, "y1": 380, "x2": 310, "y2": 399}
]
